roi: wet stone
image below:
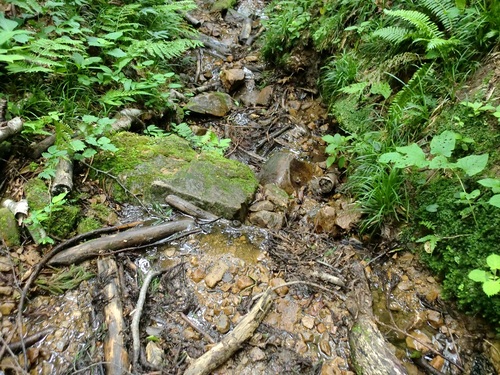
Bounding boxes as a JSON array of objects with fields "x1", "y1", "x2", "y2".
[
  {"x1": 426, "y1": 310, "x2": 443, "y2": 329},
  {"x1": 406, "y1": 330, "x2": 432, "y2": 352},
  {"x1": 248, "y1": 211, "x2": 284, "y2": 230},
  {"x1": 183, "y1": 327, "x2": 201, "y2": 340},
  {"x1": 205, "y1": 260, "x2": 229, "y2": 288},
  {"x1": 184, "y1": 92, "x2": 233, "y2": 117},
  {"x1": 430, "y1": 355, "x2": 445, "y2": 372},
  {"x1": 235, "y1": 275, "x2": 254, "y2": 291},
  {"x1": 215, "y1": 313, "x2": 231, "y2": 334},
  {"x1": 255, "y1": 85, "x2": 273, "y2": 107}
]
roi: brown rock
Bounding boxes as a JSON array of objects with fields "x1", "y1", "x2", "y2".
[
  {"x1": 270, "y1": 277, "x2": 289, "y2": 296},
  {"x1": 183, "y1": 327, "x2": 201, "y2": 340},
  {"x1": 317, "y1": 322, "x2": 327, "y2": 334},
  {"x1": 249, "y1": 346, "x2": 266, "y2": 362},
  {"x1": 319, "y1": 334, "x2": 332, "y2": 356},
  {"x1": 205, "y1": 260, "x2": 229, "y2": 288},
  {"x1": 248, "y1": 211, "x2": 284, "y2": 230},
  {"x1": 0, "y1": 257, "x2": 12, "y2": 272},
  {"x1": 0, "y1": 302, "x2": 15, "y2": 315},
  {"x1": 220, "y1": 68, "x2": 245, "y2": 92},
  {"x1": 0, "y1": 287, "x2": 13, "y2": 296},
  {"x1": 235, "y1": 275, "x2": 254, "y2": 291},
  {"x1": 406, "y1": 330, "x2": 432, "y2": 353},
  {"x1": 426, "y1": 310, "x2": 443, "y2": 329},
  {"x1": 256, "y1": 86, "x2": 273, "y2": 106},
  {"x1": 430, "y1": 355, "x2": 445, "y2": 371},
  {"x1": 215, "y1": 313, "x2": 231, "y2": 334},
  {"x1": 301, "y1": 315, "x2": 315, "y2": 329},
  {"x1": 146, "y1": 341, "x2": 165, "y2": 366},
  {"x1": 190, "y1": 268, "x2": 206, "y2": 283},
  {"x1": 295, "y1": 339, "x2": 308, "y2": 355},
  {"x1": 249, "y1": 200, "x2": 275, "y2": 212}
]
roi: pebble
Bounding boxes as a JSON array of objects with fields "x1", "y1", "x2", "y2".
[
  {"x1": 205, "y1": 260, "x2": 229, "y2": 288},
  {"x1": 319, "y1": 334, "x2": 332, "y2": 357},
  {"x1": 248, "y1": 346, "x2": 266, "y2": 361},
  {"x1": 235, "y1": 275, "x2": 254, "y2": 292},
  {"x1": 183, "y1": 327, "x2": 201, "y2": 340},
  {"x1": 0, "y1": 257, "x2": 12, "y2": 272},
  {"x1": 0, "y1": 286, "x2": 13, "y2": 296},
  {"x1": 405, "y1": 330, "x2": 432, "y2": 352},
  {"x1": 215, "y1": 313, "x2": 231, "y2": 334},
  {"x1": 0, "y1": 302, "x2": 15, "y2": 315},
  {"x1": 146, "y1": 341, "x2": 165, "y2": 366},
  {"x1": 295, "y1": 339, "x2": 308, "y2": 355},
  {"x1": 426, "y1": 310, "x2": 443, "y2": 329},
  {"x1": 270, "y1": 277, "x2": 288, "y2": 296},
  {"x1": 301, "y1": 332, "x2": 314, "y2": 343},
  {"x1": 302, "y1": 315, "x2": 315, "y2": 329},
  {"x1": 430, "y1": 355, "x2": 445, "y2": 371},
  {"x1": 316, "y1": 322, "x2": 327, "y2": 334}
]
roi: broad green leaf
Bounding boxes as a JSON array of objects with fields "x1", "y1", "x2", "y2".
[
  {"x1": 70, "y1": 139, "x2": 86, "y2": 151},
  {"x1": 326, "y1": 156, "x2": 335, "y2": 168},
  {"x1": 430, "y1": 130, "x2": 456, "y2": 157},
  {"x1": 82, "y1": 148, "x2": 97, "y2": 158},
  {"x1": 52, "y1": 192, "x2": 67, "y2": 204},
  {"x1": 382, "y1": 143, "x2": 428, "y2": 168},
  {"x1": 478, "y1": 178, "x2": 500, "y2": 193},
  {"x1": 103, "y1": 31, "x2": 123, "y2": 40},
  {"x1": 486, "y1": 254, "x2": 500, "y2": 271},
  {"x1": 107, "y1": 48, "x2": 127, "y2": 58},
  {"x1": 370, "y1": 82, "x2": 392, "y2": 99},
  {"x1": 428, "y1": 155, "x2": 453, "y2": 169},
  {"x1": 82, "y1": 115, "x2": 99, "y2": 124},
  {"x1": 455, "y1": 154, "x2": 488, "y2": 176},
  {"x1": 468, "y1": 269, "x2": 488, "y2": 282},
  {"x1": 488, "y1": 194, "x2": 500, "y2": 208},
  {"x1": 482, "y1": 280, "x2": 500, "y2": 297},
  {"x1": 0, "y1": 16, "x2": 19, "y2": 32},
  {"x1": 322, "y1": 134, "x2": 337, "y2": 144}
]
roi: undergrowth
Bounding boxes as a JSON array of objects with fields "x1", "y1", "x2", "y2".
[{"x1": 261, "y1": 0, "x2": 500, "y2": 324}]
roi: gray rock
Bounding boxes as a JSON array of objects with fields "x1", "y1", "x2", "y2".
[
  {"x1": 95, "y1": 132, "x2": 258, "y2": 220},
  {"x1": 146, "y1": 341, "x2": 165, "y2": 366},
  {"x1": 185, "y1": 92, "x2": 233, "y2": 117}
]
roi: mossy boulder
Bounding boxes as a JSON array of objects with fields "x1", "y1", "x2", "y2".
[
  {"x1": 24, "y1": 179, "x2": 80, "y2": 238},
  {"x1": 94, "y1": 132, "x2": 258, "y2": 219},
  {"x1": 0, "y1": 208, "x2": 20, "y2": 247}
]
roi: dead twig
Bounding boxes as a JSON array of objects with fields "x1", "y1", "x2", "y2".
[
  {"x1": 177, "y1": 312, "x2": 215, "y2": 344},
  {"x1": 183, "y1": 287, "x2": 274, "y2": 375},
  {"x1": 132, "y1": 269, "x2": 165, "y2": 369}
]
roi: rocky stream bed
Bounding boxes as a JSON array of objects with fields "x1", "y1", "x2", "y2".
[{"x1": 1, "y1": 0, "x2": 500, "y2": 375}]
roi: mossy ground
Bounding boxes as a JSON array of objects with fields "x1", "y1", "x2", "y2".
[{"x1": 0, "y1": 208, "x2": 20, "y2": 247}]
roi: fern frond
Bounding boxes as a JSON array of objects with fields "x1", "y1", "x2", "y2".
[
  {"x1": 100, "y1": 89, "x2": 152, "y2": 106},
  {"x1": 129, "y1": 39, "x2": 202, "y2": 60},
  {"x1": 388, "y1": 63, "x2": 434, "y2": 119},
  {"x1": 372, "y1": 26, "x2": 412, "y2": 44},
  {"x1": 419, "y1": 0, "x2": 459, "y2": 31},
  {"x1": 6, "y1": 61, "x2": 54, "y2": 73},
  {"x1": 425, "y1": 37, "x2": 460, "y2": 51},
  {"x1": 8, "y1": 0, "x2": 43, "y2": 15},
  {"x1": 384, "y1": 9, "x2": 443, "y2": 40},
  {"x1": 383, "y1": 52, "x2": 421, "y2": 73}
]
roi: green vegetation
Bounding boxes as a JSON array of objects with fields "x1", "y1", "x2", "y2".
[{"x1": 261, "y1": 0, "x2": 500, "y2": 324}]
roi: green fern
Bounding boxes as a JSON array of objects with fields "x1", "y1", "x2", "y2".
[
  {"x1": 372, "y1": 26, "x2": 413, "y2": 44},
  {"x1": 129, "y1": 39, "x2": 202, "y2": 61},
  {"x1": 419, "y1": 0, "x2": 459, "y2": 31},
  {"x1": 388, "y1": 63, "x2": 434, "y2": 120}
]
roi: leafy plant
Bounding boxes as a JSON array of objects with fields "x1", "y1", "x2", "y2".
[
  {"x1": 322, "y1": 133, "x2": 355, "y2": 168},
  {"x1": 469, "y1": 254, "x2": 500, "y2": 297},
  {"x1": 36, "y1": 265, "x2": 95, "y2": 294},
  {"x1": 25, "y1": 192, "x2": 68, "y2": 244},
  {"x1": 172, "y1": 123, "x2": 231, "y2": 155}
]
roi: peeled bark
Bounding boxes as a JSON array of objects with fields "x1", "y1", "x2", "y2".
[
  {"x1": 165, "y1": 194, "x2": 219, "y2": 221},
  {"x1": 51, "y1": 158, "x2": 73, "y2": 195},
  {"x1": 0, "y1": 117, "x2": 23, "y2": 142},
  {"x1": 98, "y1": 258, "x2": 129, "y2": 375},
  {"x1": 48, "y1": 219, "x2": 195, "y2": 265}
]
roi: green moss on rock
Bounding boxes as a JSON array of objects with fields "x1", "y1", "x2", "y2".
[
  {"x1": 0, "y1": 208, "x2": 20, "y2": 247},
  {"x1": 77, "y1": 217, "x2": 101, "y2": 235}
]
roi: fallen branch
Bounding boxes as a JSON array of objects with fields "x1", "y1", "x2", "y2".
[
  {"x1": 0, "y1": 117, "x2": 23, "y2": 142},
  {"x1": 7, "y1": 327, "x2": 53, "y2": 353},
  {"x1": 98, "y1": 258, "x2": 129, "y2": 375},
  {"x1": 30, "y1": 134, "x2": 56, "y2": 159},
  {"x1": 132, "y1": 269, "x2": 164, "y2": 369},
  {"x1": 48, "y1": 219, "x2": 195, "y2": 265},
  {"x1": 183, "y1": 287, "x2": 274, "y2": 375},
  {"x1": 165, "y1": 194, "x2": 219, "y2": 221}
]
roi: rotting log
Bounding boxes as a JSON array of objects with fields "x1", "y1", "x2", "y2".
[
  {"x1": 48, "y1": 219, "x2": 195, "y2": 266},
  {"x1": 30, "y1": 134, "x2": 56, "y2": 159},
  {"x1": 183, "y1": 288, "x2": 275, "y2": 375},
  {"x1": 51, "y1": 158, "x2": 73, "y2": 195},
  {"x1": 110, "y1": 108, "x2": 143, "y2": 133},
  {"x1": 0, "y1": 117, "x2": 23, "y2": 142},
  {"x1": 98, "y1": 258, "x2": 129, "y2": 375},
  {"x1": 347, "y1": 262, "x2": 408, "y2": 375},
  {"x1": 165, "y1": 194, "x2": 219, "y2": 221}
]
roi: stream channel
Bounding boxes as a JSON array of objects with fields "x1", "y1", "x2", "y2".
[{"x1": 1, "y1": 0, "x2": 499, "y2": 374}]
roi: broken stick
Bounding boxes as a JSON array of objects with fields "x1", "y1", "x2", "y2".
[
  {"x1": 183, "y1": 288, "x2": 274, "y2": 375},
  {"x1": 48, "y1": 219, "x2": 195, "y2": 266},
  {"x1": 98, "y1": 258, "x2": 129, "y2": 375}
]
